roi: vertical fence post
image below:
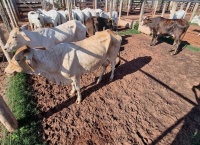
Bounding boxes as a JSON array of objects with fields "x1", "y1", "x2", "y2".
[
  {"x1": 161, "y1": 1, "x2": 167, "y2": 17},
  {"x1": 152, "y1": 0, "x2": 158, "y2": 17},
  {"x1": 169, "y1": 2, "x2": 177, "y2": 19},
  {"x1": 66, "y1": 0, "x2": 72, "y2": 20},
  {"x1": 189, "y1": 3, "x2": 199, "y2": 22},
  {"x1": 109, "y1": 0, "x2": 113, "y2": 18},
  {"x1": 119, "y1": 0, "x2": 123, "y2": 20},
  {"x1": 105, "y1": 0, "x2": 108, "y2": 12},
  {"x1": 127, "y1": 0, "x2": 131, "y2": 16},
  {"x1": 7, "y1": 0, "x2": 18, "y2": 27},
  {"x1": 139, "y1": 0, "x2": 145, "y2": 24},
  {"x1": 185, "y1": 2, "x2": 191, "y2": 15},
  {"x1": 0, "y1": 95, "x2": 18, "y2": 132},
  {"x1": 0, "y1": 1, "x2": 12, "y2": 32},
  {"x1": 2, "y1": 0, "x2": 15, "y2": 28}
]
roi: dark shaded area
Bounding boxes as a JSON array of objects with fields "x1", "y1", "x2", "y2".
[
  {"x1": 37, "y1": 56, "x2": 152, "y2": 119},
  {"x1": 154, "y1": 36, "x2": 190, "y2": 55},
  {"x1": 150, "y1": 82, "x2": 200, "y2": 145},
  {"x1": 193, "y1": 29, "x2": 200, "y2": 33}
]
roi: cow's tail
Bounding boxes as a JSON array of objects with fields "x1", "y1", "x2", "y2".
[{"x1": 115, "y1": 51, "x2": 121, "y2": 68}]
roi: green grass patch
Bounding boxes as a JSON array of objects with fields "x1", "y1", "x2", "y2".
[
  {"x1": 1, "y1": 73, "x2": 45, "y2": 145},
  {"x1": 186, "y1": 45, "x2": 200, "y2": 52},
  {"x1": 189, "y1": 22, "x2": 199, "y2": 26},
  {"x1": 117, "y1": 29, "x2": 140, "y2": 36}
]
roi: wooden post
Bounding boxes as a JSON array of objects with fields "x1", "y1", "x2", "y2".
[
  {"x1": 2, "y1": 0, "x2": 15, "y2": 28},
  {"x1": 113, "y1": 0, "x2": 116, "y2": 11},
  {"x1": 109, "y1": 0, "x2": 113, "y2": 18},
  {"x1": 94, "y1": 0, "x2": 97, "y2": 9},
  {"x1": 9, "y1": 0, "x2": 19, "y2": 22},
  {"x1": 185, "y1": 2, "x2": 191, "y2": 15},
  {"x1": 139, "y1": 0, "x2": 145, "y2": 24},
  {"x1": 170, "y1": 2, "x2": 177, "y2": 19},
  {"x1": 0, "y1": 1, "x2": 12, "y2": 32},
  {"x1": 0, "y1": 95, "x2": 18, "y2": 132},
  {"x1": 127, "y1": 0, "x2": 131, "y2": 16},
  {"x1": 7, "y1": 0, "x2": 18, "y2": 27},
  {"x1": 189, "y1": 3, "x2": 199, "y2": 22},
  {"x1": 119, "y1": 0, "x2": 123, "y2": 20},
  {"x1": 180, "y1": 2, "x2": 184, "y2": 10},
  {"x1": 152, "y1": 0, "x2": 158, "y2": 17},
  {"x1": 67, "y1": 0, "x2": 72, "y2": 20},
  {"x1": 161, "y1": 1, "x2": 167, "y2": 17},
  {"x1": 105, "y1": 0, "x2": 108, "y2": 12}
]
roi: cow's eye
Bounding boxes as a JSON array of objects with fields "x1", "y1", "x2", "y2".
[
  {"x1": 13, "y1": 36, "x2": 17, "y2": 39},
  {"x1": 16, "y1": 59, "x2": 20, "y2": 62}
]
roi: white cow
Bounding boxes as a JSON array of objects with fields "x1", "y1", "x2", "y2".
[
  {"x1": 82, "y1": 8, "x2": 92, "y2": 21},
  {"x1": 4, "y1": 20, "x2": 86, "y2": 52},
  {"x1": 28, "y1": 11, "x2": 45, "y2": 30},
  {"x1": 73, "y1": 9, "x2": 85, "y2": 23},
  {"x1": 100, "y1": 11, "x2": 118, "y2": 25},
  {"x1": 170, "y1": 10, "x2": 186, "y2": 19},
  {"x1": 5, "y1": 30, "x2": 122, "y2": 104},
  {"x1": 38, "y1": 9, "x2": 61, "y2": 27},
  {"x1": 65, "y1": 10, "x2": 77, "y2": 20},
  {"x1": 58, "y1": 10, "x2": 67, "y2": 24},
  {"x1": 191, "y1": 15, "x2": 200, "y2": 26}
]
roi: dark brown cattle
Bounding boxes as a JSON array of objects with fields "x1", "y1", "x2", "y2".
[
  {"x1": 142, "y1": 16, "x2": 189, "y2": 55},
  {"x1": 85, "y1": 16, "x2": 116, "y2": 37}
]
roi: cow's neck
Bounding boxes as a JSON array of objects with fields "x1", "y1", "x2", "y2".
[{"x1": 23, "y1": 30, "x2": 40, "y2": 47}]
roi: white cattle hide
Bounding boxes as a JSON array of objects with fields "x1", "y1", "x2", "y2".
[
  {"x1": 170, "y1": 10, "x2": 186, "y2": 19},
  {"x1": 38, "y1": 9, "x2": 61, "y2": 27},
  {"x1": 28, "y1": 11, "x2": 45, "y2": 30},
  {"x1": 5, "y1": 30, "x2": 122, "y2": 104},
  {"x1": 4, "y1": 20, "x2": 86, "y2": 52}
]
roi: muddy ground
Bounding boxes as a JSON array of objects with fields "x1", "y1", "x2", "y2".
[{"x1": 0, "y1": 24, "x2": 200, "y2": 145}]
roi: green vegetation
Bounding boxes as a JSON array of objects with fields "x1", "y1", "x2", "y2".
[
  {"x1": 133, "y1": 22, "x2": 139, "y2": 30},
  {"x1": 1, "y1": 73, "x2": 45, "y2": 145},
  {"x1": 189, "y1": 22, "x2": 199, "y2": 26},
  {"x1": 118, "y1": 29, "x2": 140, "y2": 36},
  {"x1": 186, "y1": 45, "x2": 200, "y2": 52}
]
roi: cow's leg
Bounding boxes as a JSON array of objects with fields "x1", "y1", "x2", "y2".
[
  {"x1": 69, "y1": 82, "x2": 76, "y2": 96},
  {"x1": 109, "y1": 59, "x2": 116, "y2": 82},
  {"x1": 173, "y1": 39, "x2": 180, "y2": 55},
  {"x1": 72, "y1": 76, "x2": 82, "y2": 104},
  {"x1": 30, "y1": 23, "x2": 34, "y2": 31},
  {"x1": 150, "y1": 31, "x2": 157, "y2": 46},
  {"x1": 97, "y1": 60, "x2": 109, "y2": 84}
]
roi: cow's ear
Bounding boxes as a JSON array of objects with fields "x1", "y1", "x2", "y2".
[
  {"x1": 20, "y1": 31, "x2": 31, "y2": 41},
  {"x1": 14, "y1": 45, "x2": 30, "y2": 62}
]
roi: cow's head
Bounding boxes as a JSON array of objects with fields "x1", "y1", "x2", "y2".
[
  {"x1": 5, "y1": 45, "x2": 34, "y2": 76},
  {"x1": 141, "y1": 16, "x2": 152, "y2": 26},
  {"x1": 4, "y1": 28, "x2": 31, "y2": 52}
]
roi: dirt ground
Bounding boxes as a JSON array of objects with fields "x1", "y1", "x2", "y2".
[{"x1": 0, "y1": 23, "x2": 200, "y2": 144}]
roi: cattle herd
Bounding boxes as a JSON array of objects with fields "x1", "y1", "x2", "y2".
[{"x1": 3, "y1": 6, "x2": 190, "y2": 104}]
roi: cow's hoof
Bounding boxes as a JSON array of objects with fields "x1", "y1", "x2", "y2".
[
  {"x1": 171, "y1": 52, "x2": 177, "y2": 55},
  {"x1": 76, "y1": 99, "x2": 81, "y2": 104},
  {"x1": 109, "y1": 78, "x2": 113, "y2": 82},
  {"x1": 69, "y1": 92, "x2": 75, "y2": 97},
  {"x1": 96, "y1": 79, "x2": 101, "y2": 84}
]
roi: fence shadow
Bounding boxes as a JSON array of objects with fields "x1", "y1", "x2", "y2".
[
  {"x1": 150, "y1": 83, "x2": 200, "y2": 145},
  {"x1": 40, "y1": 56, "x2": 152, "y2": 119}
]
